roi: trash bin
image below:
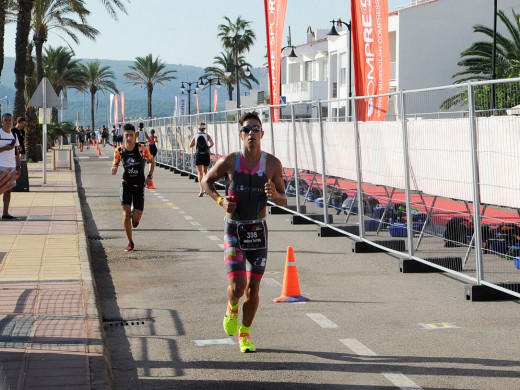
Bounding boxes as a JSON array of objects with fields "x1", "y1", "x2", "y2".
[{"x1": 51, "y1": 146, "x2": 73, "y2": 170}]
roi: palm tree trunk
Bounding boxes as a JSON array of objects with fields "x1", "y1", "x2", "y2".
[
  {"x1": 34, "y1": 37, "x2": 44, "y2": 83},
  {"x1": 0, "y1": 2, "x2": 7, "y2": 84},
  {"x1": 25, "y1": 106, "x2": 38, "y2": 161},
  {"x1": 13, "y1": 0, "x2": 36, "y2": 119},
  {"x1": 147, "y1": 86, "x2": 152, "y2": 118},
  {"x1": 227, "y1": 85, "x2": 233, "y2": 101},
  {"x1": 51, "y1": 107, "x2": 58, "y2": 123},
  {"x1": 90, "y1": 90, "x2": 95, "y2": 131}
]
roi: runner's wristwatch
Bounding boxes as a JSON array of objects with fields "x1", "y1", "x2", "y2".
[{"x1": 147, "y1": 174, "x2": 153, "y2": 179}]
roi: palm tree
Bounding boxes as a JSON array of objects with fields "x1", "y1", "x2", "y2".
[
  {"x1": 32, "y1": 0, "x2": 99, "y2": 83},
  {"x1": 203, "y1": 51, "x2": 258, "y2": 101},
  {"x1": 43, "y1": 45, "x2": 85, "y2": 122},
  {"x1": 98, "y1": 0, "x2": 128, "y2": 21},
  {"x1": 217, "y1": 16, "x2": 256, "y2": 107},
  {"x1": 124, "y1": 54, "x2": 176, "y2": 118},
  {"x1": 24, "y1": 42, "x2": 40, "y2": 161},
  {"x1": 78, "y1": 60, "x2": 118, "y2": 131},
  {"x1": 13, "y1": 0, "x2": 36, "y2": 118},
  {"x1": 441, "y1": 10, "x2": 520, "y2": 111}
]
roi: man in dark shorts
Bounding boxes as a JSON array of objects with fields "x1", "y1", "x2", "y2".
[
  {"x1": 112, "y1": 123, "x2": 155, "y2": 252},
  {"x1": 11, "y1": 117, "x2": 26, "y2": 156},
  {"x1": 189, "y1": 122, "x2": 214, "y2": 197},
  {"x1": 111, "y1": 125, "x2": 117, "y2": 147},
  {"x1": 85, "y1": 126, "x2": 92, "y2": 149},
  {"x1": 202, "y1": 111, "x2": 286, "y2": 353},
  {"x1": 116, "y1": 124, "x2": 123, "y2": 146}
]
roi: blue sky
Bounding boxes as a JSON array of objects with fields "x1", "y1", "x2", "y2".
[{"x1": 4, "y1": 0, "x2": 410, "y2": 68}]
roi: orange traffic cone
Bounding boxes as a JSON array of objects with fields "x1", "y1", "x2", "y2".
[
  {"x1": 273, "y1": 246, "x2": 309, "y2": 303},
  {"x1": 97, "y1": 147, "x2": 102, "y2": 156},
  {"x1": 147, "y1": 178, "x2": 157, "y2": 190}
]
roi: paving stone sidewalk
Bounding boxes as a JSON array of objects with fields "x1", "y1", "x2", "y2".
[{"x1": 0, "y1": 159, "x2": 109, "y2": 389}]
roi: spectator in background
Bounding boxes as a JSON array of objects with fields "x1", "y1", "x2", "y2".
[
  {"x1": 0, "y1": 169, "x2": 18, "y2": 196},
  {"x1": 11, "y1": 117, "x2": 26, "y2": 156},
  {"x1": 0, "y1": 113, "x2": 20, "y2": 220}
]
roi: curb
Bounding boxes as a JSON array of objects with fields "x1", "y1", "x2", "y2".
[{"x1": 71, "y1": 152, "x2": 114, "y2": 390}]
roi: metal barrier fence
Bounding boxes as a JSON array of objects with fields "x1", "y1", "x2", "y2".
[{"x1": 125, "y1": 77, "x2": 520, "y2": 299}]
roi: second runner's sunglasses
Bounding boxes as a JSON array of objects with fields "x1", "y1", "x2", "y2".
[{"x1": 240, "y1": 125, "x2": 262, "y2": 134}]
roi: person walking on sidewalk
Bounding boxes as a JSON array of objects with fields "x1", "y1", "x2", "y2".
[
  {"x1": 111, "y1": 123, "x2": 155, "y2": 252},
  {"x1": 201, "y1": 111, "x2": 286, "y2": 352},
  {"x1": 190, "y1": 122, "x2": 214, "y2": 197},
  {"x1": 0, "y1": 113, "x2": 20, "y2": 220}
]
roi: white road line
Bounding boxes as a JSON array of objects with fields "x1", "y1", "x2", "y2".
[
  {"x1": 161, "y1": 199, "x2": 169, "y2": 202},
  {"x1": 99, "y1": 156, "x2": 109, "y2": 159},
  {"x1": 184, "y1": 215, "x2": 194, "y2": 220},
  {"x1": 198, "y1": 228, "x2": 209, "y2": 233},
  {"x1": 207, "y1": 236, "x2": 220, "y2": 241},
  {"x1": 79, "y1": 157, "x2": 89, "y2": 159},
  {"x1": 339, "y1": 339, "x2": 378, "y2": 356},
  {"x1": 190, "y1": 221, "x2": 200, "y2": 226},
  {"x1": 218, "y1": 244, "x2": 225, "y2": 249},
  {"x1": 382, "y1": 373, "x2": 423, "y2": 390},
  {"x1": 306, "y1": 313, "x2": 339, "y2": 329},
  {"x1": 263, "y1": 278, "x2": 281, "y2": 287},
  {"x1": 153, "y1": 193, "x2": 161, "y2": 196}
]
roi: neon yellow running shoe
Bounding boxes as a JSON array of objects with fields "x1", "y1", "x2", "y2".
[
  {"x1": 238, "y1": 333, "x2": 256, "y2": 353},
  {"x1": 223, "y1": 307, "x2": 239, "y2": 336}
]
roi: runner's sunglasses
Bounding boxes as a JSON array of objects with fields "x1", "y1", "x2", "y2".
[{"x1": 240, "y1": 125, "x2": 262, "y2": 134}]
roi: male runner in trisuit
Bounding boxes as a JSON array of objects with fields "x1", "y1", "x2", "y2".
[
  {"x1": 111, "y1": 123, "x2": 155, "y2": 252},
  {"x1": 202, "y1": 111, "x2": 286, "y2": 353}
]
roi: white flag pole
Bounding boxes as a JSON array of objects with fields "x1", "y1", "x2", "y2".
[{"x1": 43, "y1": 80, "x2": 47, "y2": 184}]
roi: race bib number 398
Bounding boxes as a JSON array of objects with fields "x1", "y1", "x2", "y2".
[{"x1": 237, "y1": 221, "x2": 266, "y2": 250}]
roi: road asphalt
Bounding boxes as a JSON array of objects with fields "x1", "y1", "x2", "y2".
[{"x1": 1, "y1": 146, "x2": 518, "y2": 390}]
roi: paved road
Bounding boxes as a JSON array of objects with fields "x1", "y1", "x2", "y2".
[{"x1": 77, "y1": 147, "x2": 520, "y2": 389}]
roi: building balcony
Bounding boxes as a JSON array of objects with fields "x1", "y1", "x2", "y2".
[{"x1": 282, "y1": 80, "x2": 328, "y2": 103}]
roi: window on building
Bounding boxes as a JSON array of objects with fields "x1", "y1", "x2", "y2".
[
  {"x1": 304, "y1": 61, "x2": 313, "y2": 82},
  {"x1": 319, "y1": 59, "x2": 328, "y2": 81},
  {"x1": 289, "y1": 62, "x2": 300, "y2": 83},
  {"x1": 340, "y1": 53, "x2": 347, "y2": 85}
]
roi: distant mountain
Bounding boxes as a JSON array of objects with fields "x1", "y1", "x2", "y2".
[{"x1": 0, "y1": 56, "x2": 260, "y2": 126}]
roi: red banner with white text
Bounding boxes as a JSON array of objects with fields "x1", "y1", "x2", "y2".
[
  {"x1": 121, "y1": 91, "x2": 125, "y2": 122},
  {"x1": 114, "y1": 94, "x2": 119, "y2": 124},
  {"x1": 264, "y1": 0, "x2": 287, "y2": 123},
  {"x1": 351, "y1": 0, "x2": 390, "y2": 121}
]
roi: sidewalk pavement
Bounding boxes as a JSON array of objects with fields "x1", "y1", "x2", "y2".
[{"x1": 0, "y1": 159, "x2": 110, "y2": 389}]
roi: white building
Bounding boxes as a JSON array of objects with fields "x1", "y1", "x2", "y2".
[{"x1": 263, "y1": 0, "x2": 520, "y2": 119}]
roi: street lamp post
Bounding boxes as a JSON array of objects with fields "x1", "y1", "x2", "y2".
[
  {"x1": 180, "y1": 81, "x2": 199, "y2": 115},
  {"x1": 327, "y1": 19, "x2": 352, "y2": 120},
  {"x1": 198, "y1": 77, "x2": 222, "y2": 112}
]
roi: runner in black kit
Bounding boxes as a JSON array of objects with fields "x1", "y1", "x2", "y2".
[
  {"x1": 202, "y1": 111, "x2": 286, "y2": 352},
  {"x1": 112, "y1": 123, "x2": 155, "y2": 251}
]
